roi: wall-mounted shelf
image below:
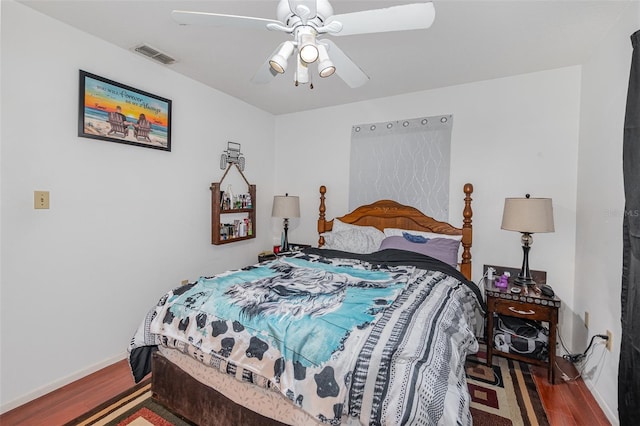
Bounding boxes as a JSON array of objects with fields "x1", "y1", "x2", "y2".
[{"x1": 211, "y1": 164, "x2": 256, "y2": 245}]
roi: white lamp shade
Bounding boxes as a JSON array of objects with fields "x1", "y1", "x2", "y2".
[
  {"x1": 501, "y1": 197, "x2": 554, "y2": 233},
  {"x1": 272, "y1": 195, "x2": 300, "y2": 218}
]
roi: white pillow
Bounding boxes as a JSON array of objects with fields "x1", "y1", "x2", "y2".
[
  {"x1": 332, "y1": 218, "x2": 373, "y2": 232},
  {"x1": 322, "y1": 222, "x2": 385, "y2": 254},
  {"x1": 321, "y1": 229, "x2": 378, "y2": 253}
]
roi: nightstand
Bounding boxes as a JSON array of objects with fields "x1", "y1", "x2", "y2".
[
  {"x1": 257, "y1": 252, "x2": 277, "y2": 262},
  {"x1": 285, "y1": 243, "x2": 311, "y2": 252},
  {"x1": 486, "y1": 279, "x2": 561, "y2": 384},
  {"x1": 258, "y1": 243, "x2": 311, "y2": 263}
]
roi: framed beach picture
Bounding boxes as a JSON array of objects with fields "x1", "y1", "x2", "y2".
[{"x1": 78, "y1": 70, "x2": 172, "y2": 151}]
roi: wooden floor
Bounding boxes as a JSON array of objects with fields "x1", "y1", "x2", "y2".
[
  {"x1": 0, "y1": 360, "x2": 137, "y2": 426},
  {"x1": 0, "y1": 357, "x2": 611, "y2": 426},
  {"x1": 531, "y1": 358, "x2": 611, "y2": 425}
]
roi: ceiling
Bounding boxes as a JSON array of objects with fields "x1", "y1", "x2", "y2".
[{"x1": 18, "y1": 0, "x2": 632, "y2": 115}]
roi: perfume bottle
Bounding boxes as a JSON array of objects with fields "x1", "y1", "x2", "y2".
[{"x1": 226, "y1": 185, "x2": 234, "y2": 209}]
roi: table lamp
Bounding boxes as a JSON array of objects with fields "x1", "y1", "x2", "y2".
[
  {"x1": 272, "y1": 193, "x2": 300, "y2": 252},
  {"x1": 501, "y1": 194, "x2": 554, "y2": 286}
]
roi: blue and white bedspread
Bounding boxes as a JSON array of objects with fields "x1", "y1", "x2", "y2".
[{"x1": 129, "y1": 248, "x2": 485, "y2": 425}]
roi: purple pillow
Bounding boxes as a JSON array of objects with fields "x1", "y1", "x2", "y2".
[{"x1": 379, "y1": 236, "x2": 460, "y2": 268}]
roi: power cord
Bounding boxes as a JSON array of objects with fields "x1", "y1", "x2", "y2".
[
  {"x1": 556, "y1": 328, "x2": 608, "y2": 381},
  {"x1": 476, "y1": 269, "x2": 491, "y2": 301},
  {"x1": 556, "y1": 359, "x2": 582, "y2": 382},
  {"x1": 557, "y1": 327, "x2": 573, "y2": 355},
  {"x1": 558, "y1": 338, "x2": 607, "y2": 382},
  {"x1": 562, "y1": 334, "x2": 608, "y2": 363}
]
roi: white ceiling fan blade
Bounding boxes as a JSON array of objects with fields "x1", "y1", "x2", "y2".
[
  {"x1": 251, "y1": 62, "x2": 279, "y2": 84},
  {"x1": 325, "y1": 2, "x2": 435, "y2": 37},
  {"x1": 171, "y1": 10, "x2": 283, "y2": 31},
  {"x1": 322, "y1": 40, "x2": 369, "y2": 88},
  {"x1": 251, "y1": 44, "x2": 285, "y2": 84}
]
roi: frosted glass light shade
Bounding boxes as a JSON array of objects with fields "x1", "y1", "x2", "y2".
[
  {"x1": 299, "y1": 44, "x2": 318, "y2": 64},
  {"x1": 297, "y1": 27, "x2": 319, "y2": 64},
  {"x1": 317, "y1": 44, "x2": 335, "y2": 78},
  {"x1": 269, "y1": 41, "x2": 295, "y2": 74}
]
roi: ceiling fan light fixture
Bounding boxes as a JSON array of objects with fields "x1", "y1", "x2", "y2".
[
  {"x1": 316, "y1": 44, "x2": 335, "y2": 78},
  {"x1": 269, "y1": 41, "x2": 295, "y2": 74},
  {"x1": 299, "y1": 43, "x2": 318, "y2": 63},
  {"x1": 318, "y1": 61, "x2": 335, "y2": 78},
  {"x1": 297, "y1": 27, "x2": 319, "y2": 64},
  {"x1": 173, "y1": 0, "x2": 434, "y2": 89},
  {"x1": 269, "y1": 60, "x2": 285, "y2": 74}
]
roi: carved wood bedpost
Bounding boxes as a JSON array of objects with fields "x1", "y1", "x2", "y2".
[
  {"x1": 461, "y1": 183, "x2": 473, "y2": 281},
  {"x1": 318, "y1": 185, "x2": 327, "y2": 247}
]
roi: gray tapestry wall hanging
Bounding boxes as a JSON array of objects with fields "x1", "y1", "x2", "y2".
[{"x1": 349, "y1": 115, "x2": 452, "y2": 221}]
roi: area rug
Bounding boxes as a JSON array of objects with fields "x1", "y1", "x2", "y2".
[
  {"x1": 466, "y1": 345, "x2": 549, "y2": 426},
  {"x1": 64, "y1": 379, "x2": 192, "y2": 426},
  {"x1": 68, "y1": 354, "x2": 548, "y2": 426}
]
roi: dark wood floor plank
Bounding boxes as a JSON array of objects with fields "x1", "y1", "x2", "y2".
[
  {"x1": 0, "y1": 359, "x2": 135, "y2": 426},
  {"x1": 545, "y1": 408, "x2": 578, "y2": 426},
  {"x1": 531, "y1": 359, "x2": 611, "y2": 426}
]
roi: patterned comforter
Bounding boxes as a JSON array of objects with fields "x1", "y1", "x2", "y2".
[{"x1": 129, "y1": 248, "x2": 485, "y2": 425}]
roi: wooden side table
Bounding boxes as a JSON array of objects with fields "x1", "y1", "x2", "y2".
[
  {"x1": 258, "y1": 243, "x2": 311, "y2": 263},
  {"x1": 257, "y1": 252, "x2": 277, "y2": 262},
  {"x1": 486, "y1": 281, "x2": 561, "y2": 384}
]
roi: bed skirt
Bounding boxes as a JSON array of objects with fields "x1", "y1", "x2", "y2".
[{"x1": 152, "y1": 351, "x2": 290, "y2": 426}]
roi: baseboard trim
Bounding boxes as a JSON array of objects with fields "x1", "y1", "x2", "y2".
[
  {"x1": 0, "y1": 352, "x2": 126, "y2": 414},
  {"x1": 584, "y1": 377, "x2": 619, "y2": 426}
]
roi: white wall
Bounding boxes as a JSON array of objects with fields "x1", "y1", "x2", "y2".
[
  {"x1": 0, "y1": 0, "x2": 275, "y2": 411},
  {"x1": 2, "y1": 0, "x2": 632, "y2": 420},
  {"x1": 575, "y1": 2, "x2": 639, "y2": 424},
  {"x1": 276, "y1": 69, "x2": 581, "y2": 341}
]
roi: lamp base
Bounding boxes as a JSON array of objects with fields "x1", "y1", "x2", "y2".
[
  {"x1": 282, "y1": 218, "x2": 290, "y2": 252},
  {"x1": 514, "y1": 232, "x2": 536, "y2": 286},
  {"x1": 513, "y1": 275, "x2": 536, "y2": 286}
]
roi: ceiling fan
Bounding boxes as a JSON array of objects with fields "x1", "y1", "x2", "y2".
[{"x1": 171, "y1": 0, "x2": 435, "y2": 89}]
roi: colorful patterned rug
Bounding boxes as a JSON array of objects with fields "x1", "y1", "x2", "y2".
[
  {"x1": 65, "y1": 379, "x2": 192, "y2": 426},
  {"x1": 466, "y1": 346, "x2": 549, "y2": 426},
  {"x1": 68, "y1": 353, "x2": 548, "y2": 425}
]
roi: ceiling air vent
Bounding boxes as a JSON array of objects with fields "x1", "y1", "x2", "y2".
[{"x1": 133, "y1": 44, "x2": 177, "y2": 65}]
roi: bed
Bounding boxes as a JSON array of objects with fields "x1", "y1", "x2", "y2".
[{"x1": 129, "y1": 183, "x2": 483, "y2": 426}]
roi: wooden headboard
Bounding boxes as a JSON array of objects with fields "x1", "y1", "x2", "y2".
[{"x1": 317, "y1": 184, "x2": 474, "y2": 280}]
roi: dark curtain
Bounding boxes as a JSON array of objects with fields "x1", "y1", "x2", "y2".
[{"x1": 620, "y1": 29, "x2": 640, "y2": 425}]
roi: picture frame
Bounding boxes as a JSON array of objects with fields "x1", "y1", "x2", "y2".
[{"x1": 78, "y1": 70, "x2": 172, "y2": 151}]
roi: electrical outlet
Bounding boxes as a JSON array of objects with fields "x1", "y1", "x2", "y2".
[
  {"x1": 606, "y1": 330, "x2": 613, "y2": 351},
  {"x1": 34, "y1": 190, "x2": 50, "y2": 209},
  {"x1": 584, "y1": 311, "x2": 589, "y2": 329}
]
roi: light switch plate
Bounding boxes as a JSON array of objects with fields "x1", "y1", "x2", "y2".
[{"x1": 34, "y1": 191, "x2": 50, "y2": 209}]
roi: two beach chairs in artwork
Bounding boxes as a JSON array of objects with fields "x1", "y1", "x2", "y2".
[{"x1": 107, "y1": 112, "x2": 152, "y2": 143}]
